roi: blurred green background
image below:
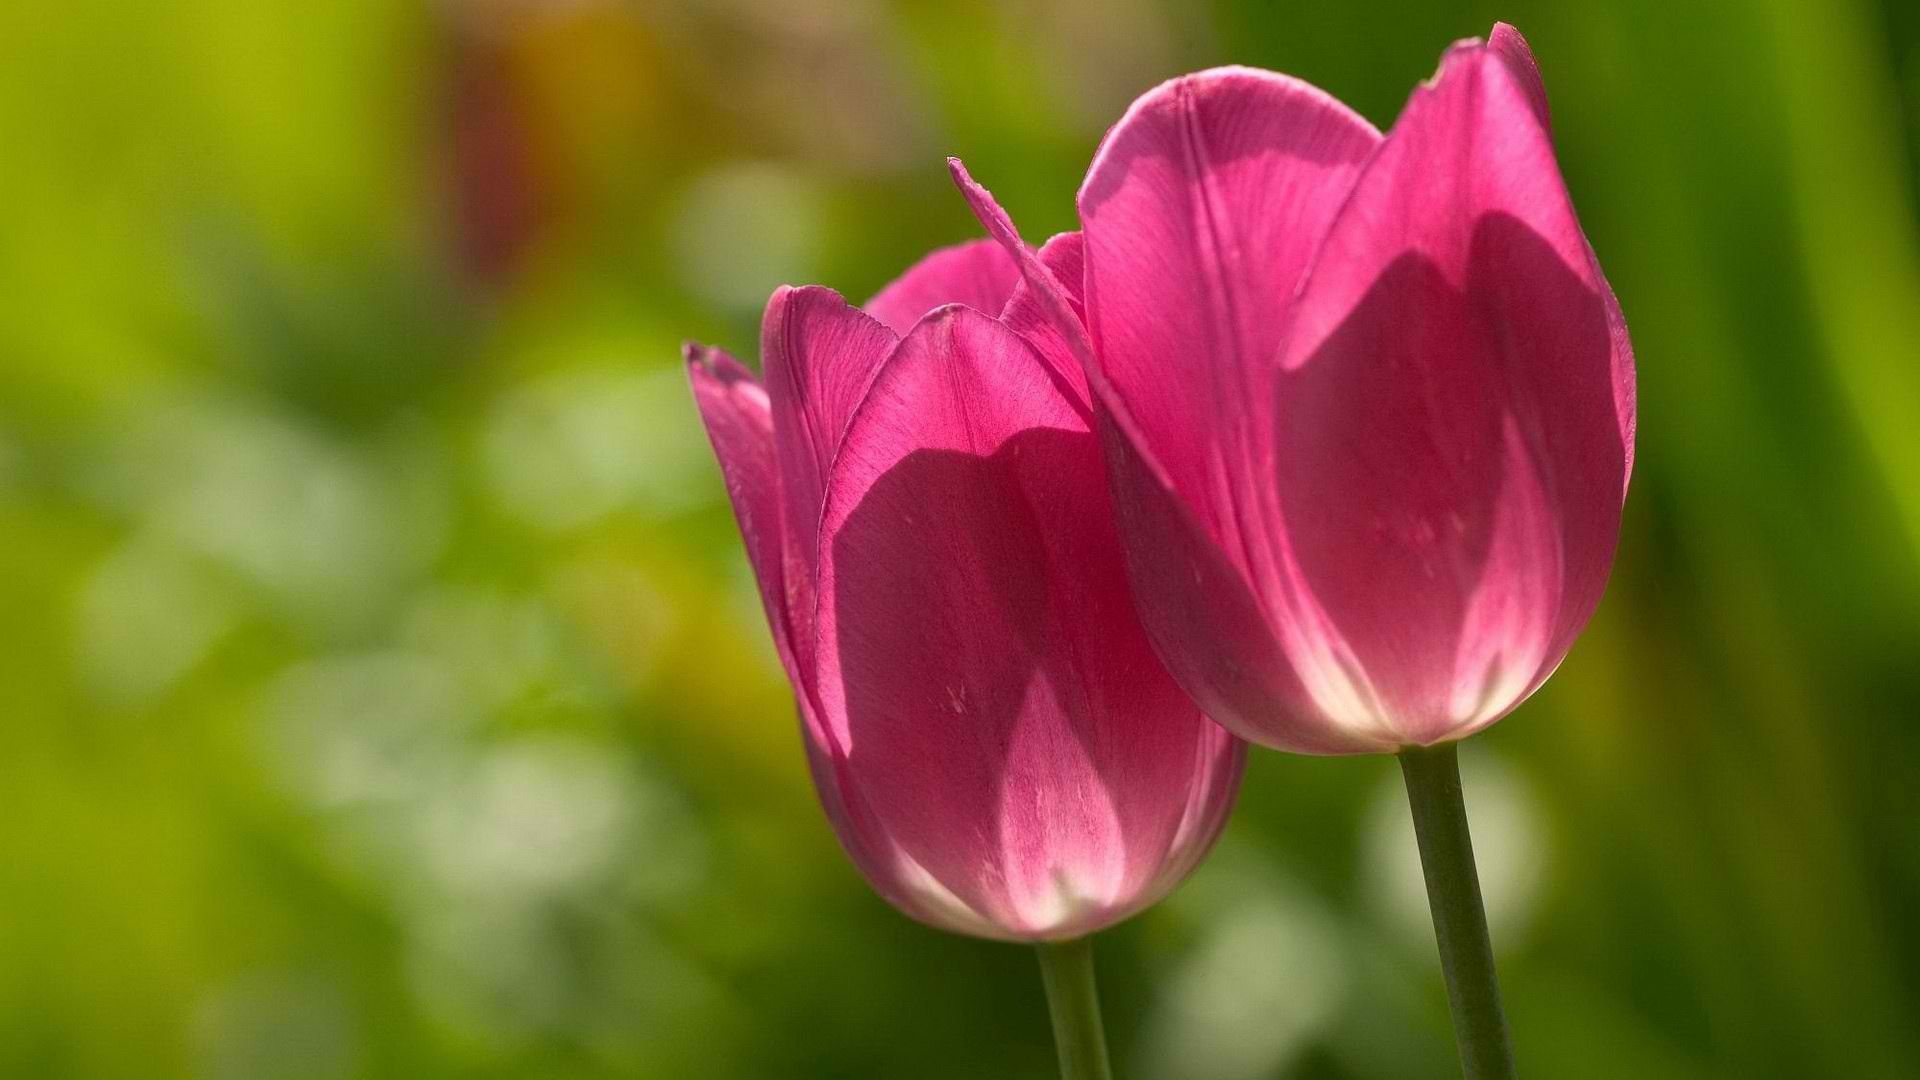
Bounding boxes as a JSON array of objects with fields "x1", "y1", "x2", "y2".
[{"x1": 4, "y1": 0, "x2": 1919, "y2": 1077}]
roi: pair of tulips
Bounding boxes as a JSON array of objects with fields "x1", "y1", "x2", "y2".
[{"x1": 690, "y1": 23, "x2": 1632, "y2": 1079}]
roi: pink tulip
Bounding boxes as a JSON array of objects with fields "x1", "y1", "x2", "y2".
[
  {"x1": 687, "y1": 239, "x2": 1244, "y2": 941},
  {"x1": 961, "y1": 24, "x2": 1635, "y2": 754}
]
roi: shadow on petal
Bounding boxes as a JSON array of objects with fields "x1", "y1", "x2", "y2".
[
  {"x1": 1275, "y1": 213, "x2": 1623, "y2": 739},
  {"x1": 829, "y1": 428, "x2": 1211, "y2": 934}
]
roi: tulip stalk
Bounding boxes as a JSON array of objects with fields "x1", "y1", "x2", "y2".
[
  {"x1": 1035, "y1": 937, "x2": 1114, "y2": 1080},
  {"x1": 1399, "y1": 743, "x2": 1516, "y2": 1079}
]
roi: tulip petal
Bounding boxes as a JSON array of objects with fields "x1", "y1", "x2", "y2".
[
  {"x1": 689, "y1": 342, "x2": 937, "y2": 923},
  {"x1": 863, "y1": 238, "x2": 1022, "y2": 335},
  {"x1": 950, "y1": 155, "x2": 1394, "y2": 752},
  {"x1": 759, "y1": 286, "x2": 898, "y2": 644},
  {"x1": 1484, "y1": 22, "x2": 1637, "y2": 487},
  {"x1": 1488, "y1": 22, "x2": 1551, "y2": 133},
  {"x1": 813, "y1": 306, "x2": 1229, "y2": 937},
  {"x1": 999, "y1": 231, "x2": 1092, "y2": 402},
  {"x1": 686, "y1": 343, "x2": 794, "y2": 667},
  {"x1": 1075, "y1": 67, "x2": 1379, "y2": 557},
  {"x1": 1093, "y1": 387, "x2": 1398, "y2": 753},
  {"x1": 945, "y1": 160, "x2": 1094, "y2": 405},
  {"x1": 1276, "y1": 39, "x2": 1633, "y2": 742},
  {"x1": 984, "y1": 78, "x2": 1392, "y2": 750},
  {"x1": 949, "y1": 160, "x2": 1326, "y2": 747},
  {"x1": 1002, "y1": 230, "x2": 1087, "y2": 327},
  {"x1": 1154, "y1": 717, "x2": 1245, "y2": 884}
]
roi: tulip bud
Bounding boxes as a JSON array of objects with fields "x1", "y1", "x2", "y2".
[
  {"x1": 688, "y1": 238, "x2": 1243, "y2": 940},
  {"x1": 1042, "y1": 24, "x2": 1636, "y2": 753}
]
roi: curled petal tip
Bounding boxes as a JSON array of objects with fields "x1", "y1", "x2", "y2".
[
  {"x1": 1488, "y1": 21, "x2": 1532, "y2": 57},
  {"x1": 684, "y1": 341, "x2": 760, "y2": 389},
  {"x1": 683, "y1": 339, "x2": 726, "y2": 370},
  {"x1": 944, "y1": 157, "x2": 978, "y2": 206},
  {"x1": 761, "y1": 283, "x2": 793, "y2": 319},
  {"x1": 945, "y1": 156, "x2": 1092, "y2": 394},
  {"x1": 1487, "y1": 22, "x2": 1551, "y2": 131},
  {"x1": 946, "y1": 157, "x2": 1030, "y2": 250}
]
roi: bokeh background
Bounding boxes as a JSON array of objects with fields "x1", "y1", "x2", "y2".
[{"x1": 4, "y1": 0, "x2": 1919, "y2": 1076}]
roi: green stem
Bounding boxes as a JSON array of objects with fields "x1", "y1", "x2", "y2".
[
  {"x1": 1399, "y1": 743, "x2": 1517, "y2": 1079},
  {"x1": 1035, "y1": 936, "x2": 1114, "y2": 1080}
]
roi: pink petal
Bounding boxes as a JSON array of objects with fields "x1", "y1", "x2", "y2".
[
  {"x1": 952, "y1": 153, "x2": 1392, "y2": 753},
  {"x1": 945, "y1": 160, "x2": 1086, "y2": 342},
  {"x1": 758, "y1": 285, "x2": 899, "y2": 656},
  {"x1": 1043, "y1": 74, "x2": 1390, "y2": 751},
  {"x1": 1075, "y1": 67, "x2": 1379, "y2": 555},
  {"x1": 1481, "y1": 24, "x2": 1637, "y2": 487},
  {"x1": 1488, "y1": 22, "x2": 1551, "y2": 133},
  {"x1": 688, "y1": 342, "x2": 913, "y2": 918},
  {"x1": 1002, "y1": 230, "x2": 1087, "y2": 327},
  {"x1": 997, "y1": 231, "x2": 1091, "y2": 401},
  {"x1": 812, "y1": 306, "x2": 1240, "y2": 938},
  {"x1": 1152, "y1": 716, "x2": 1245, "y2": 885},
  {"x1": 686, "y1": 343, "x2": 794, "y2": 670},
  {"x1": 1275, "y1": 38, "x2": 1634, "y2": 743},
  {"x1": 863, "y1": 238, "x2": 1022, "y2": 335},
  {"x1": 1094, "y1": 389, "x2": 1388, "y2": 753},
  {"x1": 945, "y1": 159, "x2": 1094, "y2": 401}
]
